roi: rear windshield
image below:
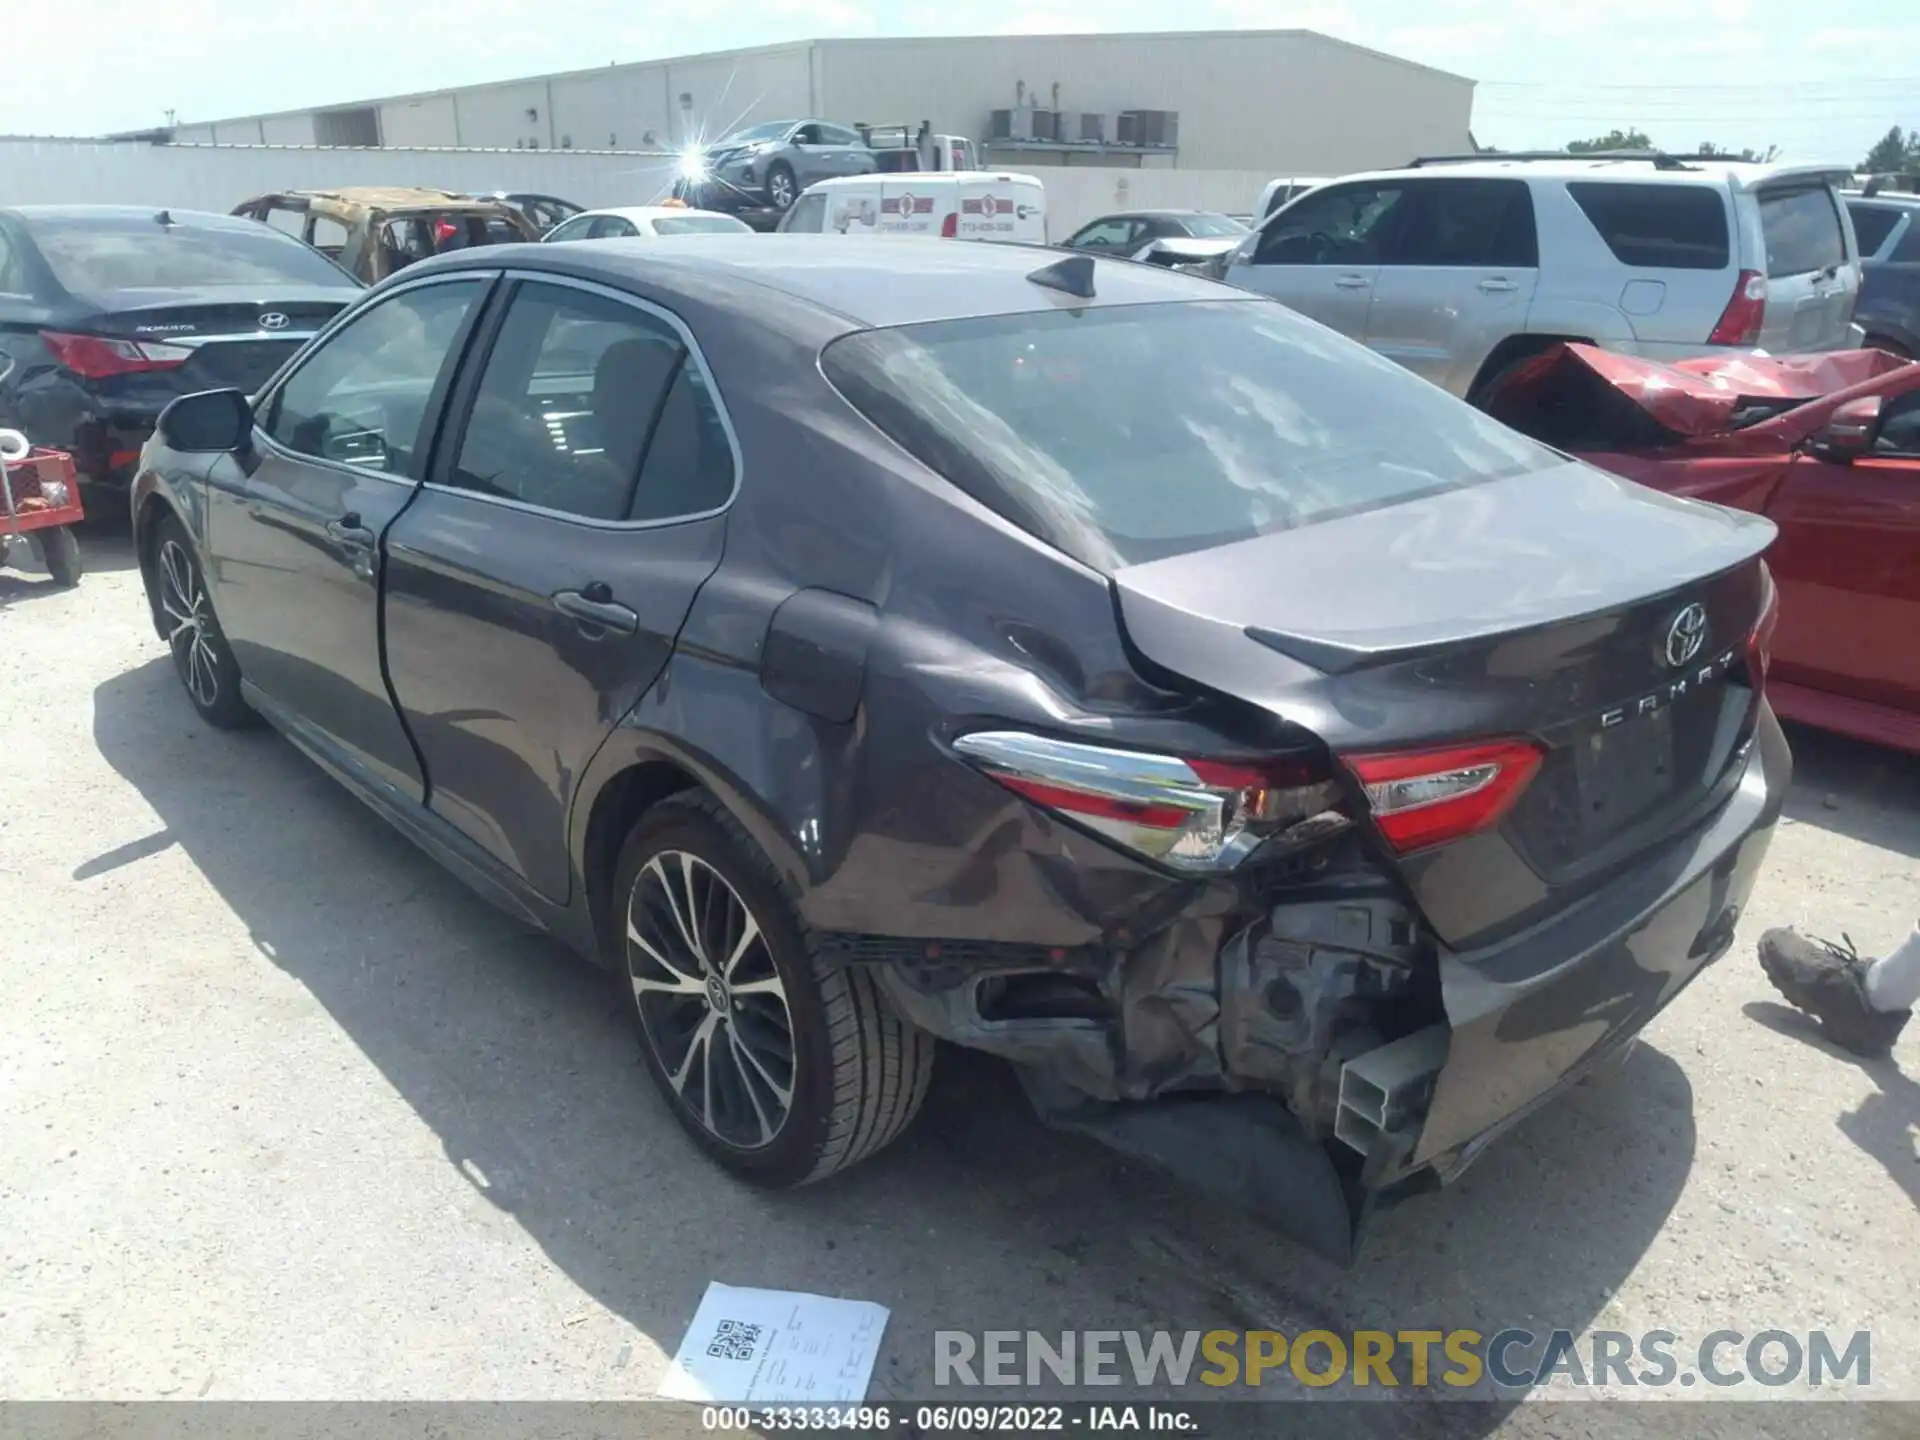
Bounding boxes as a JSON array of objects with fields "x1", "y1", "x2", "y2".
[
  {"x1": 653, "y1": 214, "x2": 752, "y2": 235},
  {"x1": 1566, "y1": 183, "x2": 1730, "y2": 270},
  {"x1": 1846, "y1": 203, "x2": 1902, "y2": 258},
  {"x1": 1759, "y1": 185, "x2": 1847, "y2": 277},
  {"x1": 31, "y1": 216, "x2": 357, "y2": 293},
  {"x1": 1183, "y1": 214, "x2": 1249, "y2": 237},
  {"x1": 822, "y1": 299, "x2": 1557, "y2": 572}
]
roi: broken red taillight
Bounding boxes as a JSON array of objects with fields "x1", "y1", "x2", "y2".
[
  {"x1": 1342, "y1": 739, "x2": 1544, "y2": 854},
  {"x1": 41, "y1": 329, "x2": 191, "y2": 380},
  {"x1": 953, "y1": 731, "x2": 1342, "y2": 872},
  {"x1": 1707, "y1": 269, "x2": 1767, "y2": 347},
  {"x1": 940, "y1": 212, "x2": 959, "y2": 238}
]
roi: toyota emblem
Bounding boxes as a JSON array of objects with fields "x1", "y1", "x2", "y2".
[
  {"x1": 258, "y1": 312, "x2": 290, "y2": 331},
  {"x1": 1664, "y1": 603, "x2": 1709, "y2": 668}
]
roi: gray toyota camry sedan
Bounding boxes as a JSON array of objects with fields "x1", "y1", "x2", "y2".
[{"x1": 131, "y1": 235, "x2": 1788, "y2": 1262}]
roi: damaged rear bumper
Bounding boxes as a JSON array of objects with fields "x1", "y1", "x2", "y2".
[{"x1": 864, "y1": 707, "x2": 1790, "y2": 1264}]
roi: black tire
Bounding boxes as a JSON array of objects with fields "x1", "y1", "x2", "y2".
[
  {"x1": 153, "y1": 517, "x2": 254, "y2": 729},
  {"x1": 766, "y1": 162, "x2": 798, "y2": 212},
  {"x1": 32, "y1": 526, "x2": 82, "y2": 587},
  {"x1": 613, "y1": 791, "x2": 933, "y2": 1186}
]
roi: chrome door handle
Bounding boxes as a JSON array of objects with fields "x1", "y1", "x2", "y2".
[
  {"x1": 1478, "y1": 277, "x2": 1520, "y2": 293},
  {"x1": 326, "y1": 513, "x2": 375, "y2": 548},
  {"x1": 553, "y1": 587, "x2": 638, "y2": 635},
  {"x1": 1334, "y1": 274, "x2": 1371, "y2": 289}
]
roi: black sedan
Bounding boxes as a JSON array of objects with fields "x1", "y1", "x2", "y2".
[
  {"x1": 130, "y1": 236, "x2": 1788, "y2": 1262},
  {"x1": 0, "y1": 206, "x2": 361, "y2": 498}
]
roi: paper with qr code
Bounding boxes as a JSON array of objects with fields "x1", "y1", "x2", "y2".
[{"x1": 658, "y1": 1282, "x2": 890, "y2": 1403}]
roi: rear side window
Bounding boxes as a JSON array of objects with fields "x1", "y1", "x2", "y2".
[
  {"x1": 1847, "y1": 204, "x2": 1901, "y2": 258},
  {"x1": 821, "y1": 300, "x2": 1556, "y2": 572},
  {"x1": 1392, "y1": 179, "x2": 1537, "y2": 267},
  {"x1": 1894, "y1": 224, "x2": 1920, "y2": 263},
  {"x1": 1566, "y1": 182, "x2": 1729, "y2": 270},
  {"x1": 29, "y1": 216, "x2": 357, "y2": 292},
  {"x1": 1758, "y1": 186, "x2": 1846, "y2": 277}
]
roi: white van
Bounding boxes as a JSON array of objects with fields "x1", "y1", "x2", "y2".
[{"x1": 777, "y1": 172, "x2": 1047, "y2": 244}]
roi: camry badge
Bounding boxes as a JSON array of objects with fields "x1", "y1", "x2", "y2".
[{"x1": 1665, "y1": 603, "x2": 1709, "y2": 668}]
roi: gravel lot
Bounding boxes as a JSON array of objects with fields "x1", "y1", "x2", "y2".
[{"x1": 2, "y1": 525, "x2": 1916, "y2": 1433}]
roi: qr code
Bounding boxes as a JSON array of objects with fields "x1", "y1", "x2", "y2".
[{"x1": 706, "y1": 1318, "x2": 764, "y2": 1361}]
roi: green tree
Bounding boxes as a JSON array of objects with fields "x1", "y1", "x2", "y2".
[
  {"x1": 1862, "y1": 125, "x2": 1915, "y2": 172},
  {"x1": 1698, "y1": 141, "x2": 1781, "y2": 162},
  {"x1": 1567, "y1": 128, "x2": 1653, "y2": 154}
]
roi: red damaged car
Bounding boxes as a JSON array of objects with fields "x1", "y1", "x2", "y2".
[{"x1": 1484, "y1": 345, "x2": 1920, "y2": 754}]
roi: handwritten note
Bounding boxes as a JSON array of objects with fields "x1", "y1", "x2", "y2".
[{"x1": 658, "y1": 1282, "x2": 890, "y2": 1404}]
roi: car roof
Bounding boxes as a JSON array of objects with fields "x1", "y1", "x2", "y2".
[
  {"x1": 578, "y1": 206, "x2": 745, "y2": 224},
  {"x1": 4, "y1": 204, "x2": 262, "y2": 230},
  {"x1": 422, "y1": 233, "x2": 1239, "y2": 329},
  {"x1": 249, "y1": 187, "x2": 507, "y2": 213},
  {"x1": 1332, "y1": 157, "x2": 1852, "y2": 190}
]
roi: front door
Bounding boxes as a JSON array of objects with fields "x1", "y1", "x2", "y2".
[
  {"x1": 209, "y1": 273, "x2": 491, "y2": 800},
  {"x1": 1362, "y1": 177, "x2": 1540, "y2": 396},
  {"x1": 1224, "y1": 180, "x2": 1407, "y2": 340},
  {"x1": 1766, "y1": 386, "x2": 1920, "y2": 716},
  {"x1": 380, "y1": 275, "x2": 737, "y2": 901}
]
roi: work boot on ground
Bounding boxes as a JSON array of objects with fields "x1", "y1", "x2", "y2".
[{"x1": 1757, "y1": 928, "x2": 1911, "y2": 1059}]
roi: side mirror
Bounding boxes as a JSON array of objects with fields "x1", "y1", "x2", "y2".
[
  {"x1": 156, "y1": 388, "x2": 253, "y2": 454},
  {"x1": 1808, "y1": 394, "x2": 1883, "y2": 462}
]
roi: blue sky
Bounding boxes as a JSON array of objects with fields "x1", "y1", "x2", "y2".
[{"x1": 6, "y1": 0, "x2": 1913, "y2": 165}]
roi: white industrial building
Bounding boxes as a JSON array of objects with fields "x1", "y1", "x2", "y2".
[{"x1": 168, "y1": 30, "x2": 1475, "y2": 178}]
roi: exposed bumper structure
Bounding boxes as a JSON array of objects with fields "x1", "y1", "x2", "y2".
[{"x1": 863, "y1": 706, "x2": 1790, "y2": 1264}]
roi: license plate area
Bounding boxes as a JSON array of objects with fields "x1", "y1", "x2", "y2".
[{"x1": 1576, "y1": 707, "x2": 1677, "y2": 837}]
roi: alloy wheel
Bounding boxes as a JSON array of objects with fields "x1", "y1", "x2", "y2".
[
  {"x1": 627, "y1": 850, "x2": 796, "y2": 1150},
  {"x1": 769, "y1": 171, "x2": 795, "y2": 209},
  {"x1": 159, "y1": 538, "x2": 221, "y2": 710}
]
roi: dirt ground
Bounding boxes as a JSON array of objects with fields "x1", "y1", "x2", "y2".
[{"x1": 2, "y1": 525, "x2": 1915, "y2": 1435}]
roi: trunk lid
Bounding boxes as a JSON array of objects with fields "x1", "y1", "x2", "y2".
[
  {"x1": 1113, "y1": 461, "x2": 1776, "y2": 946},
  {"x1": 69, "y1": 288, "x2": 350, "y2": 400}
]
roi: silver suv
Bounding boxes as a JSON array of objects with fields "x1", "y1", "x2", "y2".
[{"x1": 1220, "y1": 153, "x2": 1866, "y2": 400}]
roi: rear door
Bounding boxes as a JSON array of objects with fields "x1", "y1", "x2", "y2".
[
  {"x1": 878, "y1": 178, "x2": 940, "y2": 236},
  {"x1": 1225, "y1": 180, "x2": 1407, "y2": 339},
  {"x1": 1363, "y1": 177, "x2": 1539, "y2": 395},
  {"x1": 1753, "y1": 181, "x2": 1859, "y2": 351},
  {"x1": 212, "y1": 272, "x2": 491, "y2": 800},
  {"x1": 379, "y1": 273, "x2": 737, "y2": 902},
  {"x1": 1763, "y1": 383, "x2": 1920, "y2": 718}
]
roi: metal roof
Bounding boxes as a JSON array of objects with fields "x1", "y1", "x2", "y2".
[{"x1": 425, "y1": 233, "x2": 1243, "y2": 329}]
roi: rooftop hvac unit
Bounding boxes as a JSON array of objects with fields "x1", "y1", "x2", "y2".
[
  {"x1": 990, "y1": 107, "x2": 1033, "y2": 142},
  {"x1": 1117, "y1": 109, "x2": 1180, "y2": 148},
  {"x1": 1079, "y1": 113, "x2": 1106, "y2": 143},
  {"x1": 1028, "y1": 108, "x2": 1061, "y2": 142}
]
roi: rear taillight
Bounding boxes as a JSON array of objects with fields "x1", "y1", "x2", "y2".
[
  {"x1": 41, "y1": 330, "x2": 191, "y2": 380},
  {"x1": 1342, "y1": 739, "x2": 1544, "y2": 854},
  {"x1": 940, "y1": 212, "x2": 959, "y2": 238},
  {"x1": 1747, "y1": 573, "x2": 1779, "y2": 689},
  {"x1": 1708, "y1": 269, "x2": 1767, "y2": 347},
  {"x1": 953, "y1": 731, "x2": 1342, "y2": 872}
]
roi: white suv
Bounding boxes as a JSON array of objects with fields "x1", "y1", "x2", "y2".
[{"x1": 1220, "y1": 153, "x2": 1866, "y2": 401}]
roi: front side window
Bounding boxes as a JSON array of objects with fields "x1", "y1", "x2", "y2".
[
  {"x1": 262, "y1": 279, "x2": 484, "y2": 473},
  {"x1": 589, "y1": 216, "x2": 639, "y2": 239},
  {"x1": 1566, "y1": 182, "x2": 1730, "y2": 270},
  {"x1": 1759, "y1": 185, "x2": 1847, "y2": 277},
  {"x1": 817, "y1": 124, "x2": 864, "y2": 147},
  {"x1": 1846, "y1": 203, "x2": 1901, "y2": 259},
  {"x1": 1252, "y1": 184, "x2": 1405, "y2": 266},
  {"x1": 1066, "y1": 219, "x2": 1139, "y2": 252},
  {"x1": 782, "y1": 192, "x2": 828, "y2": 233},
  {"x1": 1182, "y1": 213, "x2": 1250, "y2": 238},
  {"x1": 822, "y1": 299, "x2": 1556, "y2": 573},
  {"x1": 448, "y1": 281, "x2": 730, "y2": 523}
]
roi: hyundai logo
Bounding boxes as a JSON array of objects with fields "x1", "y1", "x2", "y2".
[
  {"x1": 1664, "y1": 603, "x2": 1709, "y2": 668},
  {"x1": 258, "y1": 312, "x2": 290, "y2": 331}
]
